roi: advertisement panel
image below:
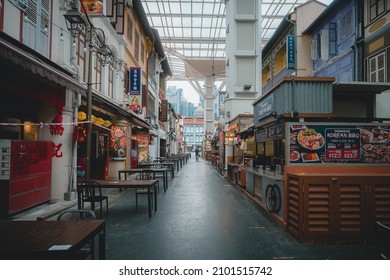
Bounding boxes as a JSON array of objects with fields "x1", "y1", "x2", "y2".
[
  {"x1": 288, "y1": 123, "x2": 390, "y2": 165},
  {"x1": 81, "y1": 0, "x2": 105, "y2": 16},
  {"x1": 109, "y1": 126, "x2": 127, "y2": 160}
]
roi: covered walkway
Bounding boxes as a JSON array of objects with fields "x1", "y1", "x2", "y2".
[
  {"x1": 12, "y1": 155, "x2": 380, "y2": 259},
  {"x1": 101, "y1": 156, "x2": 378, "y2": 260}
]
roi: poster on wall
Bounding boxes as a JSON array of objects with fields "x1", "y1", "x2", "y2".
[
  {"x1": 288, "y1": 123, "x2": 390, "y2": 164},
  {"x1": 81, "y1": 0, "x2": 105, "y2": 15},
  {"x1": 109, "y1": 125, "x2": 127, "y2": 159},
  {"x1": 133, "y1": 133, "x2": 149, "y2": 162}
]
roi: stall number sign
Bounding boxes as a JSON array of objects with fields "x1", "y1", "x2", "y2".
[
  {"x1": 325, "y1": 128, "x2": 361, "y2": 160},
  {"x1": 130, "y1": 67, "x2": 141, "y2": 95}
]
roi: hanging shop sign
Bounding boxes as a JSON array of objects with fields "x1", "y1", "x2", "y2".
[
  {"x1": 288, "y1": 123, "x2": 390, "y2": 165},
  {"x1": 255, "y1": 95, "x2": 274, "y2": 121},
  {"x1": 286, "y1": 35, "x2": 296, "y2": 70},
  {"x1": 161, "y1": 100, "x2": 168, "y2": 122},
  {"x1": 267, "y1": 123, "x2": 284, "y2": 140},
  {"x1": 129, "y1": 66, "x2": 141, "y2": 95}
]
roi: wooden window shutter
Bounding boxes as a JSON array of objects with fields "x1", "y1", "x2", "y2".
[
  {"x1": 311, "y1": 39, "x2": 318, "y2": 60},
  {"x1": 320, "y1": 29, "x2": 329, "y2": 61}
]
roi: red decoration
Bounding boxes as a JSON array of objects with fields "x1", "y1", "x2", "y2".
[
  {"x1": 49, "y1": 107, "x2": 64, "y2": 136},
  {"x1": 52, "y1": 142, "x2": 63, "y2": 158}
]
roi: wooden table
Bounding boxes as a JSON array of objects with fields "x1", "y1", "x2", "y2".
[
  {"x1": 138, "y1": 162, "x2": 175, "y2": 178},
  {"x1": 118, "y1": 169, "x2": 169, "y2": 192},
  {"x1": 0, "y1": 220, "x2": 105, "y2": 260},
  {"x1": 79, "y1": 179, "x2": 159, "y2": 218}
]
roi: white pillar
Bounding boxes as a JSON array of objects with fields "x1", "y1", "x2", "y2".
[
  {"x1": 224, "y1": 0, "x2": 261, "y2": 168},
  {"x1": 204, "y1": 76, "x2": 215, "y2": 135}
]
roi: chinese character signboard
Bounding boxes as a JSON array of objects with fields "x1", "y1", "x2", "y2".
[
  {"x1": 286, "y1": 35, "x2": 296, "y2": 70},
  {"x1": 130, "y1": 67, "x2": 141, "y2": 95},
  {"x1": 128, "y1": 67, "x2": 142, "y2": 112},
  {"x1": 161, "y1": 100, "x2": 168, "y2": 122}
]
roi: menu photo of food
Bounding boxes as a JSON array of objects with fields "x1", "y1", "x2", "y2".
[
  {"x1": 297, "y1": 128, "x2": 325, "y2": 150},
  {"x1": 359, "y1": 126, "x2": 390, "y2": 163},
  {"x1": 81, "y1": 0, "x2": 104, "y2": 15},
  {"x1": 110, "y1": 126, "x2": 127, "y2": 158}
]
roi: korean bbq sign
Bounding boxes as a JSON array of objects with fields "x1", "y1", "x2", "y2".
[{"x1": 325, "y1": 129, "x2": 360, "y2": 160}]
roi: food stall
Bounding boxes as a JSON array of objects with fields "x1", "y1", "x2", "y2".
[
  {"x1": 247, "y1": 77, "x2": 390, "y2": 242},
  {"x1": 225, "y1": 114, "x2": 254, "y2": 189}
]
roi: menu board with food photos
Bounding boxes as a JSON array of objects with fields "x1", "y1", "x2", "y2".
[
  {"x1": 288, "y1": 123, "x2": 390, "y2": 165},
  {"x1": 133, "y1": 133, "x2": 149, "y2": 162},
  {"x1": 109, "y1": 126, "x2": 127, "y2": 159}
]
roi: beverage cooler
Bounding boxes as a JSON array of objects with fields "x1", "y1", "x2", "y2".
[{"x1": 0, "y1": 140, "x2": 52, "y2": 218}]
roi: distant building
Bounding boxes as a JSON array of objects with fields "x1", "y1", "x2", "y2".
[
  {"x1": 167, "y1": 86, "x2": 197, "y2": 117},
  {"x1": 183, "y1": 116, "x2": 204, "y2": 151}
]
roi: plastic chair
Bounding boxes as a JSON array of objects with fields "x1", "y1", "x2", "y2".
[
  {"x1": 57, "y1": 209, "x2": 97, "y2": 259},
  {"x1": 135, "y1": 172, "x2": 154, "y2": 210},
  {"x1": 78, "y1": 181, "x2": 108, "y2": 218}
]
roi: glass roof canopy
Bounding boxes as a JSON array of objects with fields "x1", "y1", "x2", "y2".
[{"x1": 141, "y1": 0, "x2": 310, "y2": 81}]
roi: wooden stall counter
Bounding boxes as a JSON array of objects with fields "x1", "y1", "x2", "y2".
[{"x1": 285, "y1": 167, "x2": 390, "y2": 243}]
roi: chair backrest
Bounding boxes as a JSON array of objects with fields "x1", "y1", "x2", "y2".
[
  {"x1": 78, "y1": 181, "x2": 102, "y2": 198},
  {"x1": 57, "y1": 209, "x2": 96, "y2": 221},
  {"x1": 136, "y1": 171, "x2": 153, "y2": 180}
]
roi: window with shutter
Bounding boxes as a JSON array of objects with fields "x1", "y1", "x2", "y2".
[
  {"x1": 320, "y1": 29, "x2": 329, "y2": 61},
  {"x1": 329, "y1": 22, "x2": 337, "y2": 56},
  {"x1": 369, "y1": 52, "x2": 386, "y2": 82},
  {"x1": 369, "y1": 0, "x2": 386, "y2": 22},
  {"x1": 24, "y1": 0, "x2": 50, "y2": 57},
  {"x1": 135, "y1": 31, "x2": 139, "y2": 62},
  {"x1": 311, "y1": 40, "x2": 318, "y2": 60},
  {"x1": 127, "y1": 13, "x2": 133, "y2": 44},
  {"x1": 108, "y1": 65, "x2": 114, "y2": 98},
  {"x1": 340, "y1": 10, "x2": 352, "y2": 42}
]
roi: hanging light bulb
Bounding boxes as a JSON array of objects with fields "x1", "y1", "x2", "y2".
[
  {"x1": 24, "y1": 12, "x2": 28, "y2": 22},
  {"x1": 44, "y1": 24, "x2": 48, "y2": 33},
  {"x1": 83, "y1": 43, "x2": 87, "y2": 53},
  {"x1": 60, "y1": 29, "x2": 64, "y2": 41},
  {"x1": 72, "y1": 37, "x2": 76, "y2": 47}
]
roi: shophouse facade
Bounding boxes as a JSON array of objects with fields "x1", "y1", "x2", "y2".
[{"x1": 0, "y1": 0, "x2": 170, "y2": 217}]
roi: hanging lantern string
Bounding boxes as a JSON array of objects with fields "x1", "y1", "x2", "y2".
[{"x1": 0, "y1": 121, "x2": 113, "y2": 132}]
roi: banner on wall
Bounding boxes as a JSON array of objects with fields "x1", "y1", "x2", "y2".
[
  {"x1": 109, "y1": 126, "x2": 127, "y2": 159},
  {"x1": 288, "y1": 123, "x2": 390, "y2": 164}
]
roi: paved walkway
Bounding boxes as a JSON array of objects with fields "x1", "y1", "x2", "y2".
[
  {"x1": 11, "y1": 155, "x2": 380, "y2": 260},
  {"x1": 102, "y1": 156, "x2": 379, "y2": 260}
]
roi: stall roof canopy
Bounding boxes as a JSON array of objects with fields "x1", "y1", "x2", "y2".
[{"x1": 333, "y1": 82, "x2": 390, "y2": 95}]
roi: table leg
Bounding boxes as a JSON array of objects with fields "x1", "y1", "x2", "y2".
[
  {"x1": 164, "y1": 172, "x2": 167, "y2": 192},
  {"x1": 98, "y1": 225, "x2": 106, "y2": 260},
  {"x1": 154, "y1": 181, "x2": 158, "y2": 212},
  {"x1": 77, "y1": 188, "x2": 82, "y2": 209},
  {"x1": 148, "y1": 186, "x2": 152, "y2": 218}
]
